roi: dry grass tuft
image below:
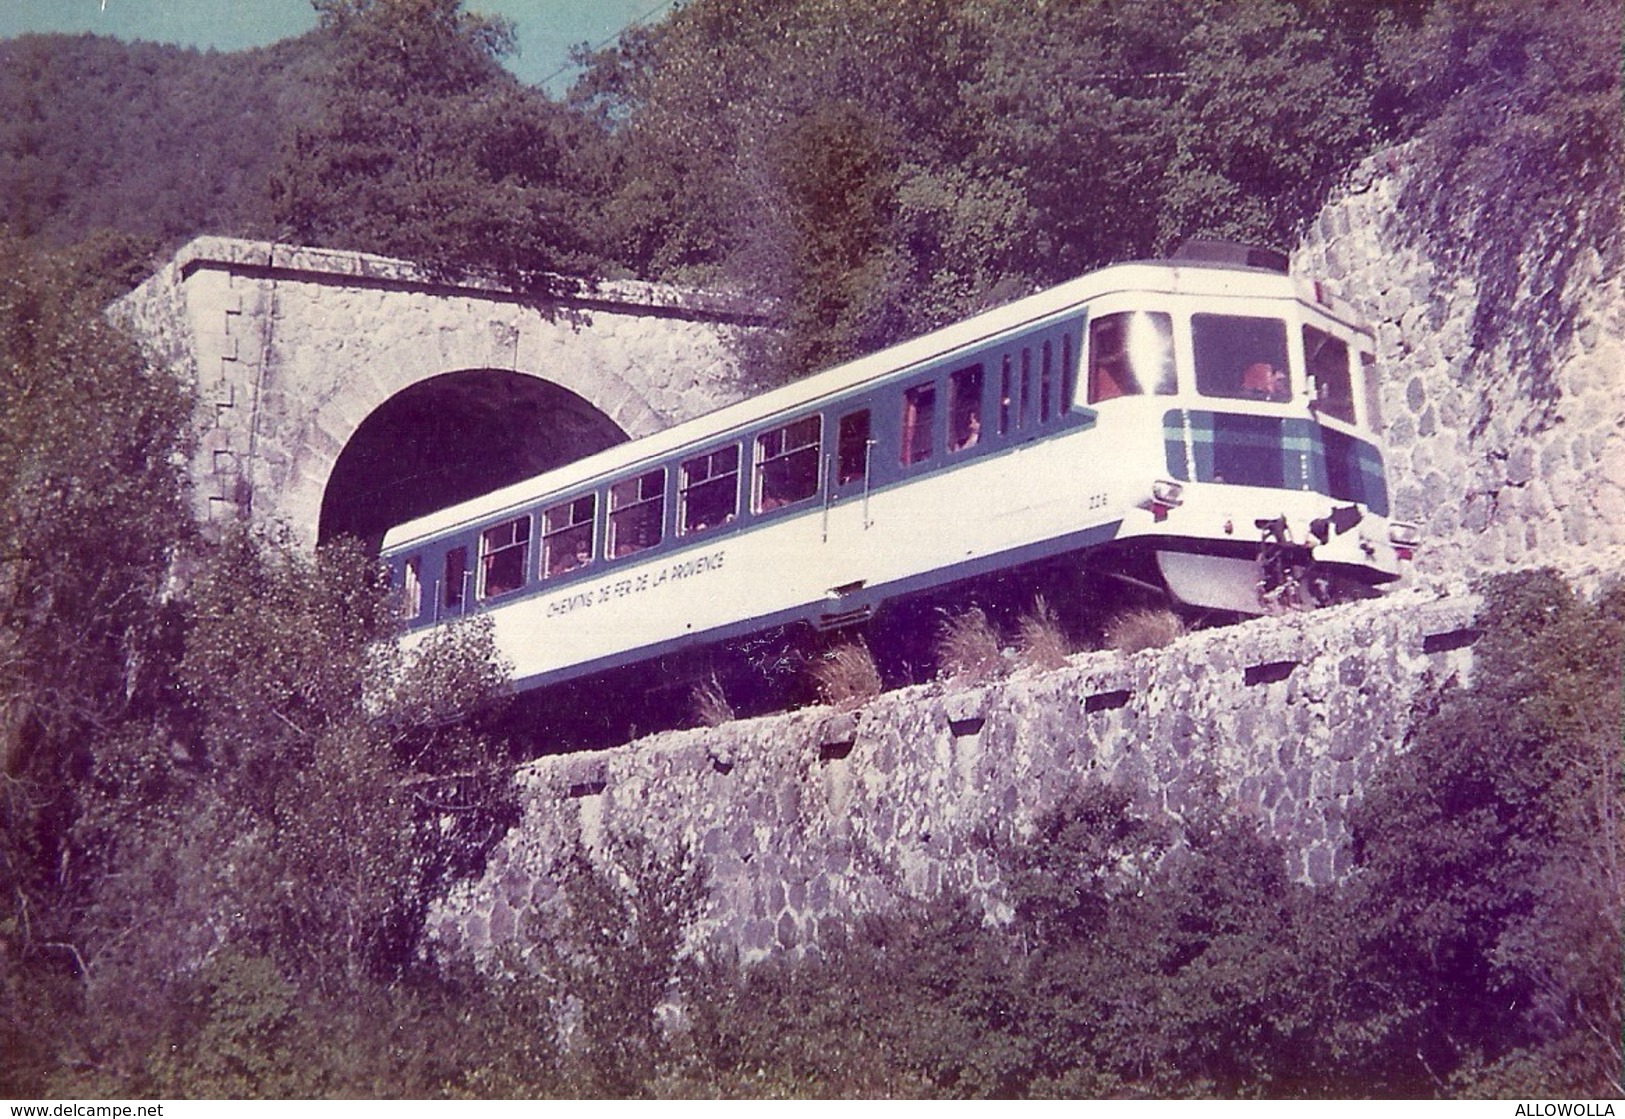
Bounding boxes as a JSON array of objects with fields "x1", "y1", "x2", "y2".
[
  {"x1": 935, "y1": 607, "x2": 1006, "y2": 684},
  {"x1": 1102, "y1": 606, "x2": 1187, "y2": 654},
  {"x1": 1015, "y1": 596, "x2": 1072, "y2": 671},
  {"x1": 808, "y1": 638, "x2": 883, "y2": 708},
  {"x1": 690, "y1": 676, "x2": 735, "y2": 727}
]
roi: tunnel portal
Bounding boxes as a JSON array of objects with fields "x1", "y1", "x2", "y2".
[{"x1": 317, "y1": 369, "x2": 629, "y2": 551}]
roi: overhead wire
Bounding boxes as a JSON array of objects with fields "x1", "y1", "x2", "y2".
[{"x1": 532, "y1": 0, "x2": 678, "y2": 91}]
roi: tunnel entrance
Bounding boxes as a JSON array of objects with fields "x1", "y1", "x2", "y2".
[{"x1": 317, "y1": 369, "x2": 629, "y2": 551}]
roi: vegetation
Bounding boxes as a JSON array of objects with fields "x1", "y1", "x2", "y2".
[
  {"x1": 0, "y1": 34, "x2": 324, "y2": 247},
  {"x1": 807, "y1": 638, "x2": 884, "y2": 708},
  {"x1": 1014, "y1": 597, "x2": 1073, "y2": 672},
  {"x1": 267, "y1": 0, "x2": 608, "y2": 286},
  {"x1": 934, "y1": 606, "x2": 1006, "y2": 684},
  {"x1": 6, "y1": 0, "x2": 1615, "y2": 388},
  {"x1": 1102, "y1": 606, "x2": 1189, "y2": 653}
]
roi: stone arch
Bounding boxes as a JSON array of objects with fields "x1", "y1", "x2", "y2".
[
  {"x1": 112, "y1": 239, "x2": 756, "y2": 548},
  {"x1": 315, "y1": 368, "x2": 633, "y2": 550}
]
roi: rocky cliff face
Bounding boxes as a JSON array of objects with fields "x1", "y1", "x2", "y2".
[
  {"x1": 430, "y1": 163, "x2": 1622, "y2": 967},
  {"x1": 1294, "y1": 160, "x2": 1625, "y2": 578}
]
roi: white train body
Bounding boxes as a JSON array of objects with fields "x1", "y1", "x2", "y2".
[{"x1": 381, "y1": 249, "x2": 1417, "y2": 693}]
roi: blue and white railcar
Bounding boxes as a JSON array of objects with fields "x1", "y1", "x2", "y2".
[{"x1": 381, "y1": 244, "x2": 1418, "y2": 694}]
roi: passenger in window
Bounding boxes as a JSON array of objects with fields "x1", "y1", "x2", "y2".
[
  {"x1": 1091, "y1": 361, "x2": 1130, "y2": 402},
  {"x1": 555, "y1": 538, "x2": 591, "y2": 574},
  {"x1": 1241, "y1": 362, "x2": 1289, "y2": 401},
  {"x1": 952, "y1": 411, "x2": 981, "y2": 451}
]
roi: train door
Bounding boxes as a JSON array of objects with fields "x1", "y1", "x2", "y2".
[{"x1": 816, "y1": 405, "x2": 878, "y2": 626}]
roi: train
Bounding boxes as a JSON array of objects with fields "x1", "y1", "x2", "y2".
[{"x1": 381, "y1": 241, "x2": 1419, "y2": 697}]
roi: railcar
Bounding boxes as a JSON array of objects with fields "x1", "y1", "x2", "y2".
[{"x1": 381, "y1": 242, "x2": 1418, "y2": 695}]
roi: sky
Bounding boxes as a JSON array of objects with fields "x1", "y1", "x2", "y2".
[{"x1": 0, "y1": 0, "x2": 673, "y2": 92}]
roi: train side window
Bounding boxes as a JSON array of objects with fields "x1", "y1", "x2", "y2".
[
  {"x1": 949, "y1": 364, "x2": 984, "y2": 451},
  {"x1": 679, "y1": 445, "x2": 740, "y2": 535},
  {"x1": 608, "y1": 469, "x2": 665, "y2": 558},
  {"x1": 542, "y1": 494, "x2": 596, "y2": 578},
  {"x1": 401, "y1": 555, "x2": 422, "y2": 619},
  {"x1": 1193, "y1": 313, "x2": 1290, "y2": 401},
  {"x1": 900, "y1": 382, "x2": 936, "y2": 465},
  {"x1": 1361, "y1": 352, "x2": 1383, "y2": 432},
  {"x1": 836, "y1": 409, "x2": 871, "y2": 485},
  {"x1": 479, "y1": 515, "x2": 530, "y2": 599},
  {"x1": 1088, "y1": 311, "x2": 1176, "y2": 402},
  {"x1": 1304, "y1": 325, "x2": 1355, "y2": 423},
  {"x1": 755, "y1": 415, "x2": 821, "y2": 511},
  {"x1": 443, "y1": 546, "x2": 467, "y2": 611},
  {"x1": 999, "y1": 356, "x2": 1014, "y2": 435}
]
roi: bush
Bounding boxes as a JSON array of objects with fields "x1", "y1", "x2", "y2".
[
  {"x1": 690, "y1": 676, "x2": 735, "y2": 727},
  {"x1": 807, "y1": 638, "x2": 882, "y2": 708},
  {"x1": 1014, "y1": 596, "x2": 1071, "y2": 672},
  {"x1": 1344, "y1": 570, "x2": 1624, "y2": 1096},
  {"x1": 935, "y1": 607, "x2": 1005, "y2": 684},
  {"x1": 531, "y1": 835, "x2": 709, "y2": 1096},
  {"x1": 1102, "y1": 607, "x2": 1187, "y2": 653}
]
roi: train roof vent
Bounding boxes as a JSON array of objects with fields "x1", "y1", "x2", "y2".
[{"x1": 1171, "y1": 239, "x2": 1290, "y2": 274}]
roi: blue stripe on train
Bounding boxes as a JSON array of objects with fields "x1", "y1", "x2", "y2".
[{"x1": 1163, "y1": 409, "x2": 1389, "y2": 516}]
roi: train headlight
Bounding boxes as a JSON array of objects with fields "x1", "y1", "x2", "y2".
[
  {"x1": 1151, "y1": 480, "x2": 1184, "y2": 507},
  {"x1": 1388, "y1": 520, "x2": 1421, "y2": 560}
]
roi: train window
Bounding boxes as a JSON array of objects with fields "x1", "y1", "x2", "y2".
[
  {"x1": 679, "y1": 445, "x2": 740, "y2": 535},
  {"x1": 1088, "y1": 311, "x2": 1176, "y2": 402},
  {"x1": 401, "y1": 555, "x2": 423, "y2": 619},
  {"x1": 1193, "y1": 314, "x2": 1290, "y2": 401},
  {"x1": 479, "y1": 515, "x2": 531, "y2": 599},
  {"x1": 608, "y1": 470, "x2": 665, "y2": 558},
  {"x1": 1304, "y1": 326, "x2": 1355, "y2": 423},
  {"x1": 542, "y1": 494, "x2": 596, "y2": 578},
  {"x1": 1361, "y1": 352, "x2": 1383, "y2": 432},
  {"x1": 900, "y1": 383, "x2": 936, "y2": 465},
  {"x1": 443, "y1": 546, "x2": 467, "y2": 611},
  {"x1": 999, "y1": 356, "x2": 1014, "y2": 435},
  {"x1": 949, "y1": 364, "x2": 984, "y2": 451},
  {"x1": 1040, "y1": 341, "x2": 1054, "y2": 422},
  {"x1": 836, "y1": 409, "x2": 871, "y2": 485},
  {"x1": 755, "y1": 415, "x2": 821, "y2": 511}
]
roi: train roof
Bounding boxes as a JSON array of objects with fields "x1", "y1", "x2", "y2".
[{"x1": 380, "y1": 259, "x2": 1357, "y2": 551}]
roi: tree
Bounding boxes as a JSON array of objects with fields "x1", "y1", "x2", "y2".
[
  {"x1": 269, "y1": 0, "x2": 608, "y2": 285},
  {"x1": 1345, "y1": 571, "x2": 1624, "y2": 1096},
  {"x1": 0, "y1": 230, "x2": 193, "y2": 957},
  {"x1": 0, "y1": 34, "x2": 325, "y2": 246},
  {"x1": 577, "y1": 0, "x2": 1388, "y2": 386},
  {"x1": 0, "y1": 230, "x2": 194, "y2": 1092}
]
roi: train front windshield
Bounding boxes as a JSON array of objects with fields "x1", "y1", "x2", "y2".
[{"x1": 1159, "y1": 309, "x2": 1391, "y2": 516}]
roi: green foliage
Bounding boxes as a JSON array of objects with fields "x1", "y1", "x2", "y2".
[
  {"x1": 577, "y1": 0, "x2": 1391, "y2": 384},
  {"x1": 533, "y1": 835, "x2": 709, "y2": 1095},
  {"x1": 0, "y1": 34, "x2": 324, "y2": 247},
  {"x1": 1345, "y1": 570, "x2": 1624, "y2": 1096},
  {"x1": 269, "y1": 0, "x2": 608, "y2": 286},
  {"x1": 1379, "y1": 0, "x2": 1623, "y2": 410},
  {"x1": 0, "y1": 231, "x2": 193, "y2": 984},
  {"x1": 160, "y1": 532, "x2": 515, "y2": 991}
]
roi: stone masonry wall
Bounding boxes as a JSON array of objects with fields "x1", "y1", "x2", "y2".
[
  {"x1": 1294, "y1": 160, "x2": 1625, "y2": 577},
  {"x1": 113, "y1": 238, "x2": 758, "y2": 544},
  {"x1": 429, "y1": 586, "x2": 1480, "y2": 964}
]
